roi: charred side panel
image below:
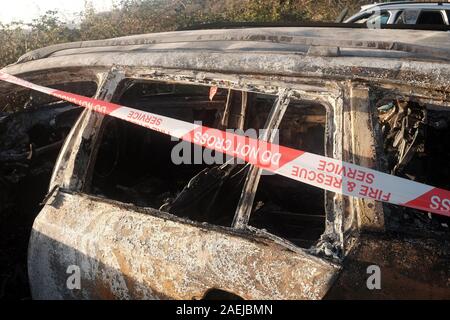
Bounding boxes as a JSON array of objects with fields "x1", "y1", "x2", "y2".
[
  {"x1": 326, "y1": 233, "x2": 450, "y2": 299},
  {"x1": 28, "y1": 191, "x2": 339, "y2": 300}
]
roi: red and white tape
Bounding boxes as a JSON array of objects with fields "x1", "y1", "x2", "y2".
[{"x1": 1, "y1": 71, "x2": 449, "y2": 217}]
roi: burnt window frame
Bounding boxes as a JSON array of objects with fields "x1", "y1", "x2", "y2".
[
  {"x1": 84, "y1": 77, "x2": 273, "y2": 222},
  {"x1": 0, "y1": 68, "x2": 342, "y2": 253},
  {"x1": 83, "y1": 77, "x2": 290, "y2": 222},
  {"x1": 231, "y1": 94, "x2": 332, "y2": 248},
  {"x1": 71, "y1": 70, "x2": 341, "y2": 252}
]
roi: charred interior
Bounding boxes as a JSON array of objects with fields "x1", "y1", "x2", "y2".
[
  {"x1": 376, "y1": 97, "x2": 450, "y2": 232},
  {"x1": 90, "y1": 82, "x2": 273, "y2": 227},
  {"x1": 89, "y1": 81, "x2": 327, "y2": 247},
  {"x1": 249, "y1": 102, "x2": 327, "y2": 248}
]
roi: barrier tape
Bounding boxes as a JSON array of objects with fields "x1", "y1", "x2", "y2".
[{"x1": 1, "y1": 71, "x2": 449, "y2": 217}]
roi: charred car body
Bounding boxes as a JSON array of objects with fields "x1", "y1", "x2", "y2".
[{"x1": 0, "y1": 27, "x2": 449, "y2": 299}]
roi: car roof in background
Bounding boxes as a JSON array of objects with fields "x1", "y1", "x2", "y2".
[{"x1": 359, "y1": 1, "x2": 450, "y2": 12}]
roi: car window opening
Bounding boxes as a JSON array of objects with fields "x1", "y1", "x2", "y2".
[
  {"x1": 0, "y1": 80, "x2": 95, "y2": 186},
  {"x1": 0, "y1": 81, "x2": 97, "y2": 113},
  {"x1": 89, "y1": 80, "x2": 274, "y2": 227},
  {"x1": 377, "y1": 98, "x2": 450, "y2": 229},
  {"x1": 248, "y1": 101, "x2": 327, "y2": 248}
]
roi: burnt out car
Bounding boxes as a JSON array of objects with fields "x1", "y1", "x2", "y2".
[{"x1": 0, "y1": 27, "x2": 449, "y2": 300}]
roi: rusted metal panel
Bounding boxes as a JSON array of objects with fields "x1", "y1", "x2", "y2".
[
  {"x1": 28, "y1": 190, "x2": 340, "y2": 300},
  {"x1": 345, "y1": 84, "x2": 385, "y2": 232}
]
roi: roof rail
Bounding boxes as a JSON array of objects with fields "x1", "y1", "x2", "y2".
[
  {"x1": 178, "y1": 21, "x2": 450, "y2": 31},
  {"x1": 363, "y1": 1, "x2": 447, "y2": 6}
]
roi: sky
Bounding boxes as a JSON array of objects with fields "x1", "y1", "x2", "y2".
[{"x1": 0, "y1": 0, "x2": 116, "y2": 24}]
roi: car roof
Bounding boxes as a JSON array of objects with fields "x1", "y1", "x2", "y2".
[
  {"x1": 3, "y1": 27, "x2": 450, "y2": 95},
  {"x1": 12, "y1": 27, "x2": 450, "y2": 65}
]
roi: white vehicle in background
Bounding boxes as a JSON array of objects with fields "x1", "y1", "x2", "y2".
[{"x1": 343, "y1": 1, "x2": 450, "y2": 26}]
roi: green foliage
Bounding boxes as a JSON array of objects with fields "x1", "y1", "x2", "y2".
[
  {"x1": 0, "y1": 0, "x2": 369, "y2": 68},
  {"x1": 0, "y1": 11, "x2": 80, "y2": 67}
]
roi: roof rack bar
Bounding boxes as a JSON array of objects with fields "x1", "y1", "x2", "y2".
[{"x1": 178, "y1": 22, "x2": 450, "y2": 32}]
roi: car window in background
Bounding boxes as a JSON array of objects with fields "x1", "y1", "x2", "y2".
[
  {"x1": 395, "y1": 9, "x2": 420, "y2": 24},
  {"x1": 366, "y1": 11, "x2": 391, "y2": 26},
  {"x1": 416, "y1": 10, "x2": 446, "y2": 25},
  {"x1": 352, "y1": 11, "x2": 390, "y2": 25},
  {"x1": 396, "y1": 9, "x2": 446, "y2": 25},
  {"x1": 353, "y1": 12, "x2": 373, "y2": 24}
]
